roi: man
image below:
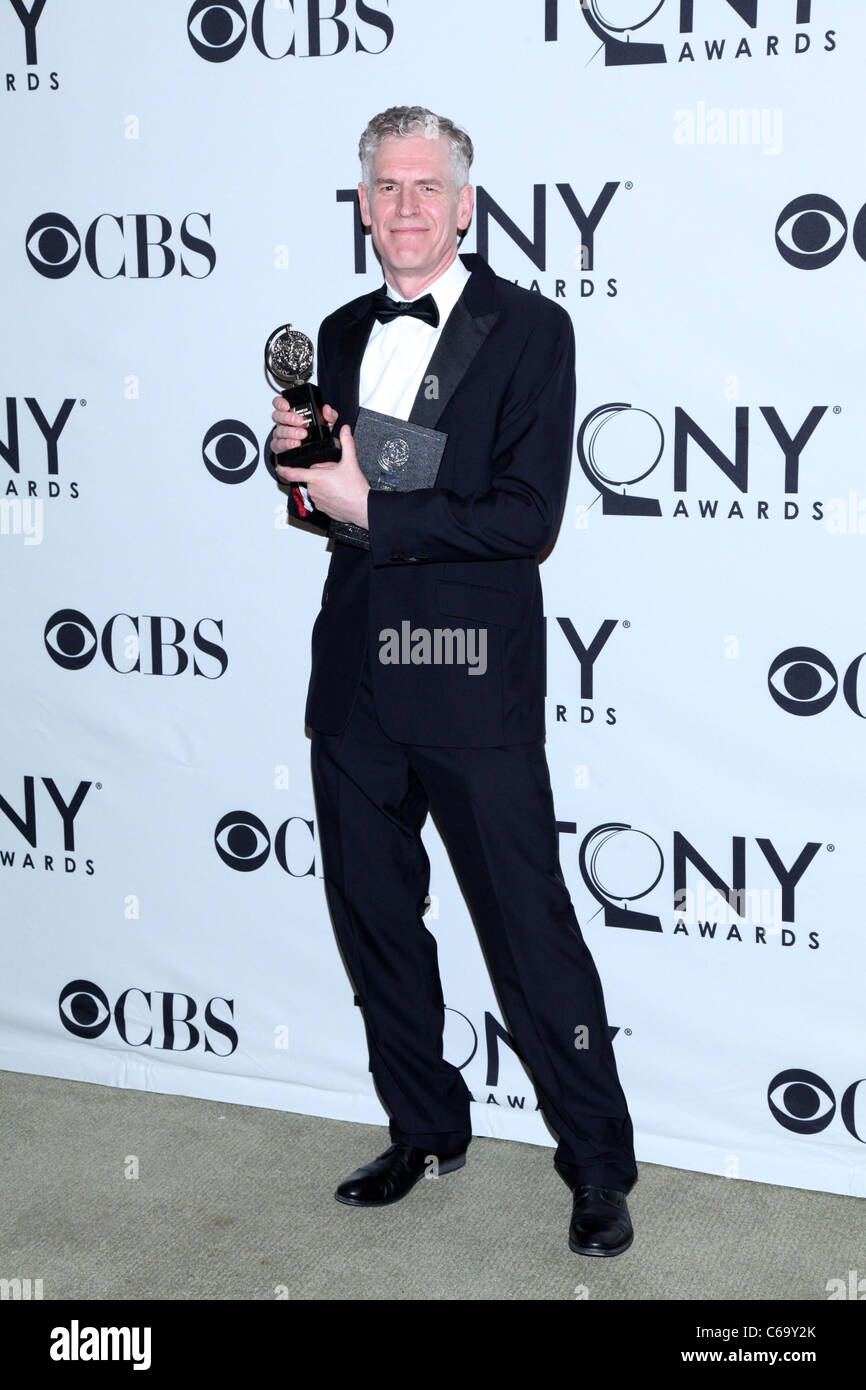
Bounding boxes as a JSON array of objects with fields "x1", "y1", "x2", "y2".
[{"x1": 266, "y1": 106, "x2": 638, "y2": 1256}]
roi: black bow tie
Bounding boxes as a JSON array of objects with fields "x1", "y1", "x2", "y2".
[{"x1": 372, "y1": 289, "x2": 440, "y2": 328}]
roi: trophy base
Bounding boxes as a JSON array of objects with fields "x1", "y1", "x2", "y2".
[{"x1": 280, "y1": 383, "x2": 341, "y2": 464}]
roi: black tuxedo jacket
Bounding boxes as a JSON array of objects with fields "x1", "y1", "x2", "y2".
[{"x1": 265, "y1": 252, "x2": 576, "y2": 747}]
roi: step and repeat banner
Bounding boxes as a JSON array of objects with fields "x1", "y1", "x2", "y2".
[{"x1": 1, "y1": 1, "x2": 863, "y2": 1198}]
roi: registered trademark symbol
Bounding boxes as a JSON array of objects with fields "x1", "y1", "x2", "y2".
[
  {"x1": 625, "y1": 181, "x2": 633, "y2": 190},
  {"x1": 622, "y1": 620, "x2": 631, "y2": 628},
  {"x1": 79, "y1": 399, "x2": 86, "y2": 407},
  {"x1": 624, "y1": 1028, "x2": 632, "y2": 1036},
  {"x1": 833, "y1": 405, "x2": 841, "y2": 414},
  {"x1": 95, "y1": 782, "x2": 102, "y2": 790},
  {"x1": 826, "y1": 843, "x2": 835, "y2": 852}
]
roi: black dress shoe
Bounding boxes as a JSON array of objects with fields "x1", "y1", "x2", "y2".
[
  {"x1": 568, "y1": 1185, "x2": 633, "y2": 1256},
  {"x1": 335, "y1": 1142, "x2": 468, "y2": 1207}
]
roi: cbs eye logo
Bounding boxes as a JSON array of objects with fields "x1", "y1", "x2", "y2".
[
  {"x1": 214, "y1": 810, "x2": 316, "y2": 875},
  {"x1": 188, "y1": 0, "x2": 247, "y2": 61},
  {"x1": 768, "y1": 1068, "x2": 865, "y2": 1142},
  {"x1": 775, "y1": 195, "x2": 866, "y2": 270},
  {"x1": 203, "y1": 420, "x2": 260, "y2": 483},
  {"x1": 44, "y1": 609, "x2": 98, "y2": 670},
  {"x1": 26, "y1": 212, "x2": 80, "y2": 278},
  {"x1": 58, "y1": 979, "x2": 113, "y2": 1038},
  {"x1": 768, "y1": 646, "x2": 865, "y2": 717}
]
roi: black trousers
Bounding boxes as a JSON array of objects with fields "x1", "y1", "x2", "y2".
[{"x1": 310, "y1": 643, "x2": 638, "y2": 1192}]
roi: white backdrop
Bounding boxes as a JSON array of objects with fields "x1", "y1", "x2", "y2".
[{"x1": 1, "y1": 0, "x2": 864, "y2": 1197}]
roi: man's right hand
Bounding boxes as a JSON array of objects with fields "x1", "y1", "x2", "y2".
[{"x1": 270, "y1": 396, "x2": 338, "y2": 453}]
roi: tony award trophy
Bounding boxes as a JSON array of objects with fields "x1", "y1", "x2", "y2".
[{"x1": 264, "y1": 323, "x2": 341, "y2": 465}]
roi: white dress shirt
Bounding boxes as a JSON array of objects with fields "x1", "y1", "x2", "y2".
[{"x1": 359, "y1": 255, "x2": 470, "y2": 421}]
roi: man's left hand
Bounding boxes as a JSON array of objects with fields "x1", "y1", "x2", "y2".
[{"x1": 275, "y1": 424, "x2": 369, "y2": 528}]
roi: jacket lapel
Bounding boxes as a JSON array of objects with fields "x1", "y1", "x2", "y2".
[
  {"x1": 338, "y1": 306, "x2": 376, "y2": 428},
  {"x1": 408, "y1": 253, "x2": 499, "y2": 429}
]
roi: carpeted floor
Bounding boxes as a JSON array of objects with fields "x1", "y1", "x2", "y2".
[{"x1": 0, "y1": 1070, "x2": 859, "y2": 1301}]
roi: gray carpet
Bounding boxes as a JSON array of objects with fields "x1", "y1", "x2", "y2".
[{"x1": 0, "y1": 1070, "x2": 859, "y2": 1301}]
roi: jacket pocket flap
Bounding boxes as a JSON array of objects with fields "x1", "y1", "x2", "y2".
[{"x1": 436, "y1": 580, "x2": 521, "y2": 629}]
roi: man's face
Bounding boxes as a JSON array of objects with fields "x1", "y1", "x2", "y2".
[{"x1": 358, "y1": 134, "x2": 474, "y2": 286}]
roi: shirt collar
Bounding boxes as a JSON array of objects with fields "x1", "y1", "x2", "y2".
[{"x1": 382, "y1": 253, "x2": 470, "y2": 326}]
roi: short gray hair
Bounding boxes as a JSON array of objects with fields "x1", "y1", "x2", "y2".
[{"x1": 359, "y1": 106, "x2": 474, "y2": 193}]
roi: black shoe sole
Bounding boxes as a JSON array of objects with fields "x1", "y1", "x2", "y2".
[
  {"x1": 334, "y1": 1152, "x2": 467, "y2": 1208},
  {"x1": 568, "y1": 1231, "x2": 634, "y2": 1257}
]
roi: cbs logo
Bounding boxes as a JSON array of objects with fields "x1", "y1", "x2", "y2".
[
  {"x1": 25, "y1": 212, "x2": 215, "y2": 279},
  {"x1": 776, "y1": 195, "x2": 866, "y2": 270},
  {"x1": 186, "y1": 1, "x2": 393, "y2": 62},
  {"x1": 58, "y1": 979, "x2": 238, "y2": 1054},
  {"x1": 215, "y1": 810, "x2": 316, "y2": 875},
  {"x1": 202, "y1": 420, "x2": 260, "y2": 484},
  {"x1": 768, "y1": 1069, "x2": 864, "y2": 1142},
  {"x1": 768, "y1": 646, "x2": 864, "y2": 717},
  {"x1": 44, "y1": 609, "x2": 228, "y2": 679}
]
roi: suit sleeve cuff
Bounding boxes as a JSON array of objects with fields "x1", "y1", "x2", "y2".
[{"x1": 367, "y1": 489, "x2": 428, "y2": 566}]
